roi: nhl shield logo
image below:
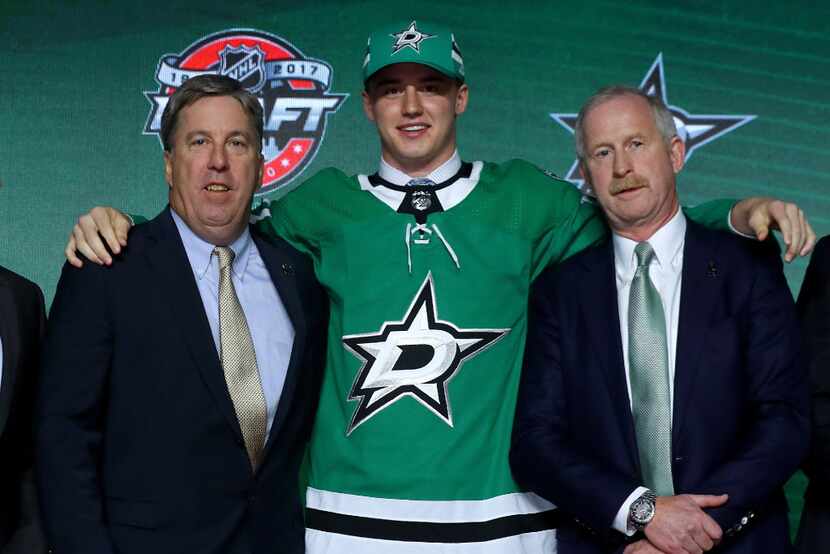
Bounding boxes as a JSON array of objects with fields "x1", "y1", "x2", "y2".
[
  {"x1": 219, "y1": 44, "x2": 266, "y2": 93},
  {"x1": 144, "y1": 29, "x2": 347, "y2": 195}
]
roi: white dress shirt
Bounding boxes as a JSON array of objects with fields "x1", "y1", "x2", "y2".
[
  {"x1": 611, "y1": 208, "x2": 687, "y2": 534},
  {"x1": 171, "y1": 210, "x2": 295, "y2": 437}
]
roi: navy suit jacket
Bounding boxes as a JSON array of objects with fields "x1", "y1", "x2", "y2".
[
  {"x1": 0, "y1": 266, "x2": 47, "y2": 554},
  {"x1": 36, "y1": 208, "x2": 327, "y2": 554},
  {"x1": 511, "y1": 221, "x2": 808, "y2": 554}
]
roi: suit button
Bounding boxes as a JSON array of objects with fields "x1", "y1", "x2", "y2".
[
  {"x1": 673, "y1": 456, "x2": 684, "y2": 462},
  {"x1": 741, "y1": 516, "x2": 748, "y2": 525}
]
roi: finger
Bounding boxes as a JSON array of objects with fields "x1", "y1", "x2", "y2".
[
  {"x1": 801, "y1": 213, "x2": 817, "y2": 256},
  {"x1": 783, "y1": 204, "x2": 802, "y2": 262},
  {"x1": 773, "y1": 207, "x2": 793, "y2": 250},
  {"x1": 65, "y1": 235, "x2": 84, "y2": 268},
  {"x1": 89, "y1": 208, "x2": 121, "y2": 254},
  {"x1": 691, "y1": 525, "x2": 714, "y2": 551},
  {"x1": 679, "y1": 532, "x2": 702, "y2": 554},
  {"x1": 74, "y1": 223, "x2": 109, "y2": 266},
  {"x1": 79, "y1": 215, "x2": 114, "y2": 265},
  {"x1": 114, "y1": 214, "x2": 131, "y2": 246},
  {"x1": 700, "y1": 513, "x2": 723, "y2": 542},
  {"x1": 748, "y1": 210, "x2": 770, "y2": 242},
  {"x1": 98, "y1": 219, "x2": 122, "y2": 255},
  {"x1": 688, "y1": 494, "x2": 728, "y2": 508}
]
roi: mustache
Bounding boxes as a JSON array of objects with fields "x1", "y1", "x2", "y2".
[{"x1": 609, "y1": 175, "x2": 649, "y2": 195}]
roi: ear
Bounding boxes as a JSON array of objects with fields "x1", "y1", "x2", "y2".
[
  {"x1": 578, "y1": 161, "x2": 597, "y2": 197},
  {"x1": 578, "y1": 161, "x2": 588, "y2": 183},
  {"x1": 362, "y1": 90, "x2": 376, "y2": 122},
  {"x1": 454, "y1": 83, "x2": 469, "y2": 115},
  {"x1": 257, "y1": 154, "x2": 265, "y2": 189},
  {"x1": 164, "y1": 150, "x2": 174, "y2": 189},
  {"x1": 669, "y1": 135, "x2": 686, "y2": 174}
]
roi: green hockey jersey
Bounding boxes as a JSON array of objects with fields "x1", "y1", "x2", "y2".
[{"x1": 251, "y1": 159, "x2": 734, "y2": 553}]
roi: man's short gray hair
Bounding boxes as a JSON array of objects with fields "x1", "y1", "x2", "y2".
[
  {"x1": 573, "y1": 85, "x2": 677, "y2": 161},
  {"x1": 160, "y1": 74, "x2": 263, "y2": 152}
]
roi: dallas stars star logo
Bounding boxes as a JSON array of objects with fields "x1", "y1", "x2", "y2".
[
  {"x1": 550, "y1": 53, "x2": 755, "y2": 192},
  {"x1": 390, "y1": 21, "x2": 435, "y2": 55},
  {"x1": 342, "y1": 273, "x2": 509, "y2": 435}
]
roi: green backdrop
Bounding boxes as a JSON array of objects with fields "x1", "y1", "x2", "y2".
[{"x1": 2, "y1": 0, "x2": 828, "y2": 539}]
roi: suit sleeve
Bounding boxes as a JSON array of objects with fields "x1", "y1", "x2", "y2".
[
  {"x1": 36, "y1": 262, "x2": 116, "y2": 554},
  {"x1": 510, "y1": 266, "x2": 641, "y2": 532},
  {"x1": 697, "y1": 242, "x2": 809, "y2": 530},
  {"x1": 797, "y1": 236, "x2": 830, "y2": 488}
]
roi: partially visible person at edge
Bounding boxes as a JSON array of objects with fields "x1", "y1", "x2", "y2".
[
  {"x1": 0, "y1": 265, "x2": 47, "y2": 554},
  {"x1": 61, "y1": 21, "x2": 814, "y2": 553},
  {"x1": 795, "y1": 235, "x2": 830, "y2": 554},
  {"x1": 511, "y1": 85, "x2": 808, "y2": 554}
]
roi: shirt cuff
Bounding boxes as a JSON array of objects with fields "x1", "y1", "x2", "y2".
[
  {"x1": 727, "y1": 206, "x2": 756, "y2": 239},
  {"x1": 612, "y1": 486, "x2": 650, "y2": 536}
]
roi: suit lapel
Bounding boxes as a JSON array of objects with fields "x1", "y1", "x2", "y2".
[
  {"x1": 580, "y1": 242, "x2": 640, "y2": 471},
  {"x1": 143, "y1": 209, "x2": 245, "y2": 444},
  {"x1": 0, "y1": 278, "x2": 20, "y2": 436},
  {"x1": 253, "y1": 232, "x2": 308, "y2": 460},
  {"x1": 672, "y1": 222, "x2": 723, "y2": 443}
]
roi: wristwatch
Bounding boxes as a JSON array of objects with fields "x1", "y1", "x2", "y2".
[{"x1": 628, "y1": 490, "x2": 657, "y2": 531}]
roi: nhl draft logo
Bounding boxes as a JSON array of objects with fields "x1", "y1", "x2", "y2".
[
  {"x1": 551, "y1": 53, "x2": 755, "y2": 194},
  {"x1": 342, "y1": 273, "x2": 509, "y2": 435},
  {"x1": 144, "y1": 29, "x2": 347, "y2": 195}
]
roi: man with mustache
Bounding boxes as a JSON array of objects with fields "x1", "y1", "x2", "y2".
[
  {"x1": 62, "y1": 23, "x2": 814, "y2": 553},
  {"x1": 512, "y1": 86, "x2": 808, "y2": 554}
]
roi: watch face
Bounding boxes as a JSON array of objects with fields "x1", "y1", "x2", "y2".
[{"x1": 632, "y1": 497, "x2": 655, "y2": 523}]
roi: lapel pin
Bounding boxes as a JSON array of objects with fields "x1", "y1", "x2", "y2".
[
  {"x1": 281, "y1": 263, "x2": 294, "y2": 276},
  {"x1": 706, "y1": 261, "x2": 719, "y2": 278}
]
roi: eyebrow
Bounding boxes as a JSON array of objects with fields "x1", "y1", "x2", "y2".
[{"x1": 184, "y1": 129, "x2": 253, "y2": 139}]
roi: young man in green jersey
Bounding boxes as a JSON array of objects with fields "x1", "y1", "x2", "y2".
[{"x1": 65, "y1": 20, "x2": 814, "y2": 554}]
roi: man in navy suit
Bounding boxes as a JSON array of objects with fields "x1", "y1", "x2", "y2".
[
  {"x1": 36, "y1": 75, "x2": 326, "y2": 554},
  {"x1": 511, "y1": 86, "x2": 808, "y2": 554},
  {"x1": 0, "y1": 265, "x2": 47, "y2": 554}
]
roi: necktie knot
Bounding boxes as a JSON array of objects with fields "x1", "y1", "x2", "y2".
[
  {"x1": 215, "y1": 246, "x2": 235, "y2": 271},
  {"x1": 407, "y1": 178, "x2": 435, "y2": 187},
  {"x1": 634, "y1": 242, "x2": 655, "y2": 269}
]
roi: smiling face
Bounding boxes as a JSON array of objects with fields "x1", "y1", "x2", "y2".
[
  {"x1": 164, "y1": 95, "x2": 263, "y2": 246},
  {"x1": 580, "y1": 93, "x2": 685, "y2": 241},
  {"x1": 362, "y1": 63, "x2": 468, "y2": 177}
]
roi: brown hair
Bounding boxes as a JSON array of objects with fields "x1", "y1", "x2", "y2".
[{"x1": 160, "y1": 74, "x2": 263, "y2": 152}]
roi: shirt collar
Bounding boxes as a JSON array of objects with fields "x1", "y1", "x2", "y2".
[
  {"x1": 377, "y1": 150, "x2": 462, "y2": 186},
  {"x1": 170, "y1": 208, "x2": 253, "y2": 282},
  {"x1": 613, "y1": 207, "x2": 686, "y2": 280}
]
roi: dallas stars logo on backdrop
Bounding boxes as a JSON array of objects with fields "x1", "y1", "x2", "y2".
[
  {"x1": 391, "y1": 21, "x2": 435, "y2": 54},
  {"x1": 342, "y1": 273, "x2": 509, "y2": 435},
  {"x1": 551, "y1": 53, "x2": 755, "y2": 192}
]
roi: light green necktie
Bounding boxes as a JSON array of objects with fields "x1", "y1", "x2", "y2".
[
  {"x1": 215, "y1": 246, "x2": 267, "y2": 470},
  {"x1": 629, "y1": 242, "x2": 674, "y2": 496}
]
